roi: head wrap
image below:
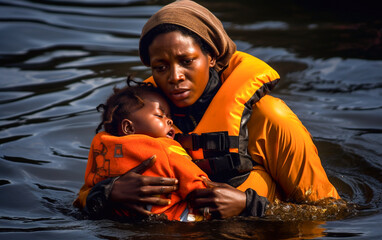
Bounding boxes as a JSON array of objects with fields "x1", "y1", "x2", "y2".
[{"x1": 139, "y1": 0, "x2": 236, "y2": 73}]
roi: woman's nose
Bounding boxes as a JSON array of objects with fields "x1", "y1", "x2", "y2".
[
  {"x1": 168, "y1": 65, "x2": 184, "y2": 84},
  {"x1": 167, "y1": 118, "x2": 173, "y2": 126}
]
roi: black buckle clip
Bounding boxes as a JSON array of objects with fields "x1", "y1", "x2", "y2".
[
  {"x1": 201, "y1": 131, "x2": 229, "y2": 151},
  {"x1": 176, "y1": 131, "x2": 233, "y2": 151}
]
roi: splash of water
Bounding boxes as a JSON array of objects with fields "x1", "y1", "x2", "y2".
[{"x1": 265, "y1": 198, "x2": 357, "y2": 221}]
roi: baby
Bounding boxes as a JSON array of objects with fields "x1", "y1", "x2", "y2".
[{"x1": 82, "y1": 80, "x2": 208, "y2": 221}]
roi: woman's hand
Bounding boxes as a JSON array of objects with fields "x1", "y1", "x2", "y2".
[
  {"x1": 109, "y1": 155, "x2": 178, "y2": 216},
  {"x1": 189, "y1": 176, "x2": 246, "y2": 219}
]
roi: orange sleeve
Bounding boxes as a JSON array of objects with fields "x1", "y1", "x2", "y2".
[
  {"x1": 247, "y1": 95, "x2": 340, "y2": 203},
  {"x1": 158, "y1": 138, "x2": 208, "y2": 199},
  {"x1": 75, "y1": 132, "x2": 106, "y2": 209},
  {"x1": 84, "y1": 137, "x2": 97, "y2": 188}
]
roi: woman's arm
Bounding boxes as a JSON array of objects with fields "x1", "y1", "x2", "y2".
[
  {"x1": 85, "y1": 176, "x2": 118, "y2": 219},
  {"x1": 248, "y1": 95, "x2": 340, "y2": 202}
]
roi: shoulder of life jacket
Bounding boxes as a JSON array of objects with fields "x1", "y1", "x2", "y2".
[{"x1": 145, "y1": 51, "x2": 280, "y2": 186}]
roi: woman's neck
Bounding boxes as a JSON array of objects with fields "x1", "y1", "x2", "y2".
[{"x1": 171, "y1": 68, "x2": 221, "y2": 133}]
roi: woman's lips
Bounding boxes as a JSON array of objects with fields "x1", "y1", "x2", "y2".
[{"x1": 170, "y1": 89, "x2": 190, "y2": 101}]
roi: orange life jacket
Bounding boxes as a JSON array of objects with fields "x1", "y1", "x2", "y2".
[{"x1": 145, "y1": 51, "x2": 340, "y2": 202}]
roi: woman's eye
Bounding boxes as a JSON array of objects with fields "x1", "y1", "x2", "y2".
[
  {"x1": 183, "y1": 59, "x2": 193, "y2": 65},
  {"x1": 155, "y1": 114, "x2": 164, "y2": 118},
  {"x1": 153, "y1": 65, "x2": 166, "y2": 72}
]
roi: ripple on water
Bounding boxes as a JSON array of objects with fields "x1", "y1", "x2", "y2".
[
  {"x1": 0, "y1": 0, "x2": 382, "y2": 239},
  {"x1": 315, "y1": 140, "x2": 382, "y2": 208}
]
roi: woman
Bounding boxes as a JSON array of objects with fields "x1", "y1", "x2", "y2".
[{"x1": 76, "y1": 0, "x2": 340, "y2": 219}]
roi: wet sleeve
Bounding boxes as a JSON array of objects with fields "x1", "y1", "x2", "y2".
[
  {"x1": 84, "y1": 177, "x2": 118, "y2": 219},
  {"x1": 240, "y1": 188, "x2": 269, "y2": 217},
  {"x1": 247, "y1": 95, "x2": 340, "y2": 202}
]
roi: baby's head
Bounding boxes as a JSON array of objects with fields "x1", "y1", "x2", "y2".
[{"x1": 96, "y1": 79, "x2": 175, "y2": 139}]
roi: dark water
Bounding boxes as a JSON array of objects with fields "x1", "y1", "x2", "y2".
[{"x1": 0, "y1": 0, "x2": 381, "y2": 239}]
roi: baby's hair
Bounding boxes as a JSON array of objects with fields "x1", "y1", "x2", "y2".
[{"x1": 95, "y1": 75, "x2": 162, "y2": 136}]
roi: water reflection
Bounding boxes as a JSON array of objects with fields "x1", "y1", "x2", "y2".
[
  {"x1": 0, "y1": 0, "x2": 381, "y2": 239},
  {"x1": 84, "y1": 218, "x2": 327, "y2": 240}
]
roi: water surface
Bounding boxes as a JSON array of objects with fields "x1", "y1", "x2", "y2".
[{"x1": 0, "y1": 0, "x2": 381, "y2": 239}]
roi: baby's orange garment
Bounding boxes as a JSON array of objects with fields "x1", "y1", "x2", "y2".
[{"x1": 82, "y1": 132, "x2": 208, "y2": 220}]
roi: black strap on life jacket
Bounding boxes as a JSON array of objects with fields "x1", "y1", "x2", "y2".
[
  {"x1": 175, "y1": 132, "x2": 250, "y2": 183},
  {"x1": 192, "y1": 153, "x2": 241, "y2": 179},
  {"x1": 175, "y1": 131, "x2": 239, "y2": 152}
]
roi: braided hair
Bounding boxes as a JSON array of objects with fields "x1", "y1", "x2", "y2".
[{"x1": 95, "y1": 76, "x2": 162, "y2": 136}]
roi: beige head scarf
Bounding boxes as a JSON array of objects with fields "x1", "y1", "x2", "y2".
[{"x1": 139, "y1": 0, "x2": 236, "y2": 73}]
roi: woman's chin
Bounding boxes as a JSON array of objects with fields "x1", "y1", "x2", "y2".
[{"x1": 171, "y1": 98, "x2": 195, "y2": 108}]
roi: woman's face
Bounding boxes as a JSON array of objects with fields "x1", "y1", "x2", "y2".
[{"x1": 148, "y1": 31, "x2": 216, "y2": 108}]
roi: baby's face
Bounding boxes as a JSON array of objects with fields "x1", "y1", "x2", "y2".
[{"x1": 128, "y1": 92, "x2": 175, "y2": 139}]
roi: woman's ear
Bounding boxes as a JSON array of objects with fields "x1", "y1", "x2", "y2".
[{"x1": 121, "y1": 119, "x2": 135, "y2": 135}]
